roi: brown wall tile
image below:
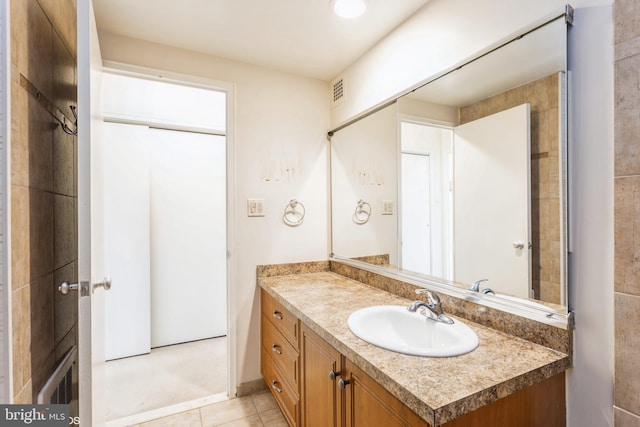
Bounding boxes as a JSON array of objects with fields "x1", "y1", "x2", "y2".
[
  {"x1": 52, "y1": 30, "x2": 76, "y2": 124},
  {"x1": 27, "y1": 96, "x2": 55, "y2": 192},
  {"x1": 11, "y1": 185, "x2": 31, "y2": 289},
  {"x1": 615, "y1": 0, "x2": 640, "y2": 45},
  {"x1": 616, "y1": 407, "x2": 640, "y2": 427},
  {"x1": 11, "y1": 81, "x2": 28, "y2": 187},
  {"x1": 30, "y1": 274, "x2": 55, "y2": 372},
  {"x1": 36, "y1": 0, "x2": 77, "y2": 59},
  {"x1": 615, "y1": 176, "x2": 640, "y2": 296},
  {"x1": 11, "y1": 285, "x2": 31, "y2": 394},
  {"x1": 53, "y1": 130, "x2": 75, "y2": 196},
  {"x1": 614, "y1": 53, "x2": 640, "y2": 177},
  {"x1": 615, "y1": 293, "x2": 640, "y2": 415},
  {"x1": 54, "y1": 262, "x2": 77, "y2": 343},
  {"x1": 23, "y1": 0, "x2": 53, "y2": 99},
  {"x1": 29, "y1": 189, "x2": 54, "y2": 279},
  {"x1": 54, "y1": 194, "x2": 76, "y2": 269}
]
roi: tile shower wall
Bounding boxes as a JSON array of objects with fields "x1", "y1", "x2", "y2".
[
  {"x1": 614, "y1": 0, "x2": 640, "y2": 425},
  {"x1": 10, "y1": 0, "x2": 77, "y2": 403},
  {"x1": 459, "y1": 73, "x2": 562, "y2": 304}
]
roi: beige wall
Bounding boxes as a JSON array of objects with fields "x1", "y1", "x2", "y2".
[
  {"x1": 10, "y1": 0, "x2": 78, "y2": 403},
  {"x1": 614, "y1": 0, "x2": 640, "y2": 424},
  {"x1": 460, "y1": 73, "x2": 562, "y2": 304}
]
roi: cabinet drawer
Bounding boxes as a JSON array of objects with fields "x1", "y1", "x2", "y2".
[
  {"x1": 261, "y1": 346, "x2": 300, "y2": 427},
  {"x1": 262, "y1": 314, "x2": 299, "y2": 387},
  {"x1": 261, "y1": 289, "x2": 299, "y2": 349}
]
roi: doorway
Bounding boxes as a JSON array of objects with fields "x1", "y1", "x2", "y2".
[
  {"x1": 97, "y1": 70, "x2": 231, "y2": 422},
  {"x1": 399, "y1": 120, "x2": 453, "y2": 279}
]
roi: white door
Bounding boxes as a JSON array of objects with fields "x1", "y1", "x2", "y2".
[
  {"x1": 149, "y1": 129, "x2": 227, "y2": 347},
  {"x1": 401, "y1": 152, "x2": 431, "y2": 275},
  {"x1": 77, "y1": 0, "x2": 107, "y2": 425},
  {"x1": 453, "y1": 103, "x2": 531, "y2": 297},
  {"x1": 102, "y1": 123, "x2": 151, "y2": 360}
]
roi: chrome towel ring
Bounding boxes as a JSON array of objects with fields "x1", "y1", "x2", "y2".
[
  {"x1": 283, "y1": 199, "x2": 305, "y2": 227},
  {"x1": 353, "y1": 199, "x2": 371, "y2": 225}
]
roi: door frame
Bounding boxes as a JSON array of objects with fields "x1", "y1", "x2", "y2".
[{"x1": 99, "y1": 61, "x2": 237, "y2": 397}]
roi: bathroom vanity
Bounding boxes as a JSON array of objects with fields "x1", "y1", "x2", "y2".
[{"x1": 258, "y1": 261, "x2": 571, "y2": 427}]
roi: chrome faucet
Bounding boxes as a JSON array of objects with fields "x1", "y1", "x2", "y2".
[
  {"x1": 408, "y1": 289, "x2": 454, "y2": 324},
  {"x1": 470, "y1": 279, "x2": 488, "y2": 292},
  {"x1": 469, "y1": 279, "x2": 494, "y2": 295}
]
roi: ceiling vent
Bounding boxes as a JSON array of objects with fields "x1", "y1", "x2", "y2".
[{"x1": 331, "y1": 76, "x2": 346, "y2": 108}]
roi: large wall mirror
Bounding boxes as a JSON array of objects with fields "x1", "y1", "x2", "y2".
[{"x1": 330, "y1": 12, "x2": 570, "y2": 317}]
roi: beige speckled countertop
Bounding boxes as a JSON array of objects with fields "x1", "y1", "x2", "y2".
[{"x1": 258, "y1": 270, "x2": 570, "y2": 426}]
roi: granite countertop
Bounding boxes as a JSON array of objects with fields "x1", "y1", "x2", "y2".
[{"x1": 258, "y1": 271, "x2": 570, "y2": 426}]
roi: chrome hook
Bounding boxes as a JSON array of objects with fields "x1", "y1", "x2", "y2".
[{"x1": 61, "y1": 105, "x2": 78, "y2": 135}]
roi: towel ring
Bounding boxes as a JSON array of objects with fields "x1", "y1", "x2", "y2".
[
  {"x1": 283, "y1": 199, "x2": 305, "y2": 227},
  {"x1": 352, "y1": 199, "x2": 371, "y2": 225}
]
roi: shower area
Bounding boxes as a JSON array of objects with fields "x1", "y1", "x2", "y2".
[{"x1": 98, "y1": 71, "x2": 229, "y2": 422}]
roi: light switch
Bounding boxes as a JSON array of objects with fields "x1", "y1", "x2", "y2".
[
  {"x1": 247, "y1": 199, "x2": 264, "y2": 217},
  {"x1": 382, "y1": 200, "x2": 393, "y2": 215}
]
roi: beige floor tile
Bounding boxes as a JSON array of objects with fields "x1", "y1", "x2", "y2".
[
  {"x1": 200, "y1": 397, "x2": 257, "y2": 427},
  {"x1": 257, "y1": 408, "x2": 288, "y2": 427},
  {"x1": 140, "y1": 409, "x2": 201, "y2": 427},
  {"x1": 250, "y1": 392, "x2": 277, "y2": 413},
  {"x1": 217, "y1": 414, "x2": 263, "y2": 427}
]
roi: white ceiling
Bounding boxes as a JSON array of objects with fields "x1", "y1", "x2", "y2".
[{"x1": 92, "y1": 0, "x2": 430, "y2": 82}]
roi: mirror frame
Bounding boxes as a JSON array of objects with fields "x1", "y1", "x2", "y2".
[{"x1": 328, "y1": 6, "x2": 574, "y2": 328}]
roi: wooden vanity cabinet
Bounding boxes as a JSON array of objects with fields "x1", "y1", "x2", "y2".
[
  {"x1": 300, "y1": 323, "x2": 343, "y2": 427},
  {"x1": 261, "y1": 290, "x2": 300, "y2": 426},
  {"x1": 342, "y1": 358, "x2": 429, "y2": 427}
]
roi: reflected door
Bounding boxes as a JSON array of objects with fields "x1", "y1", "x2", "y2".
[
  {"x1": 401, "y1": 153, "x2": 431, "y2": 275},
  {"x1": 453, "y1": 103, "x2": 531, "y2": 297}
]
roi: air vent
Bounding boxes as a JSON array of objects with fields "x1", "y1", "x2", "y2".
[{"x1": 331, "y1": 76, "x2": 346, "y2": 108}]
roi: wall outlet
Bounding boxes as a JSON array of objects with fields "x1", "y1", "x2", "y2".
[
  {"x1": 247, "y1": 199, "x2": 264, "y2": 217},
  {"x1": 382, "y1": 200, "x2": 393, "y2": 215}
]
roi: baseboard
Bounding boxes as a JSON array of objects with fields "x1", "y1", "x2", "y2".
[{"x1": 236, "y1": 378, "x2": 266, "y2": 397}]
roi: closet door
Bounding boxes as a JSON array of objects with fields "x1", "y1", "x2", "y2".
[
  {"x1": 150, "y1": 128, "x2": 227, "y2": 347},
  {"x1": 103, "y1": 122, "x2": 152, "y2": 360}
]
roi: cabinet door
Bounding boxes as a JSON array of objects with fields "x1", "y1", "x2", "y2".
[
  {"x1": 300, "y1": 324, "x2": 343, "y2": 427},
  {"x1": 343, "y1": 358, "x2": 429, "y2": 427}
]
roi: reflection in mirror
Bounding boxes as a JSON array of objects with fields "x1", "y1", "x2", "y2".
[{"x1": 330, "y1": 14, "x2": 569, "y2": 315}]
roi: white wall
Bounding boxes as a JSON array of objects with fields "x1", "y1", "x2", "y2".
[
  {"x1": 98, "y1": 32, "x2": 330, "y2": 387},
  {"x1": 333, "y1": 0, "x2": 615, "y2": 425}
]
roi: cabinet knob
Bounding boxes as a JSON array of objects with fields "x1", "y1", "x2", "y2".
[
  {"x1": 272, "y1": 311, "x2": 283, "y2": 320},
  {"x1": 329, "y1": 370, "x2": 340, "y2": 380},
  {"x1": 271, "y1": 380, "x2": 282, "y2": 393},
  {"x1": 272, "y1": 344, "x2": 282, "y2": 355},
  {"x1": 338, "y1": 378, "x2": 350, "y2": 389}
]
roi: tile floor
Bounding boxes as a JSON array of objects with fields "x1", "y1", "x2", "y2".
[
  {"x1": 106, "y1": 337, "x2": 228, "y2": 422},
  {"x1": 127, "y1": 391, "x2": 288, "y2": 427}
]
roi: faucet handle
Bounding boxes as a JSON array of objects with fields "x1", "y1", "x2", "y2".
[{"x1": 415, "y1": 289, "x2": 441, "y2": 306}]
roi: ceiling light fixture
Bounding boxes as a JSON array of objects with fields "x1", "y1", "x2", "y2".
[{"x1": 332, "y1": 0, "x2": 367, "y2": 19}]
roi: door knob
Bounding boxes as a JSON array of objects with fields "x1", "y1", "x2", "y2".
[
  {"x1": 512, "y1": 241, "x2": 525, "y2": 249},
  {"x1": 58, "y1": 281, "x2": 78, "y2": 295},
  {"x1": 93, "y1": 277, "x2": 112, "y2": 292}
]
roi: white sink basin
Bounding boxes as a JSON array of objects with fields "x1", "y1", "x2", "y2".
[{"x1": 347, "y1": 305, "x2": 478, "y2": 357}]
